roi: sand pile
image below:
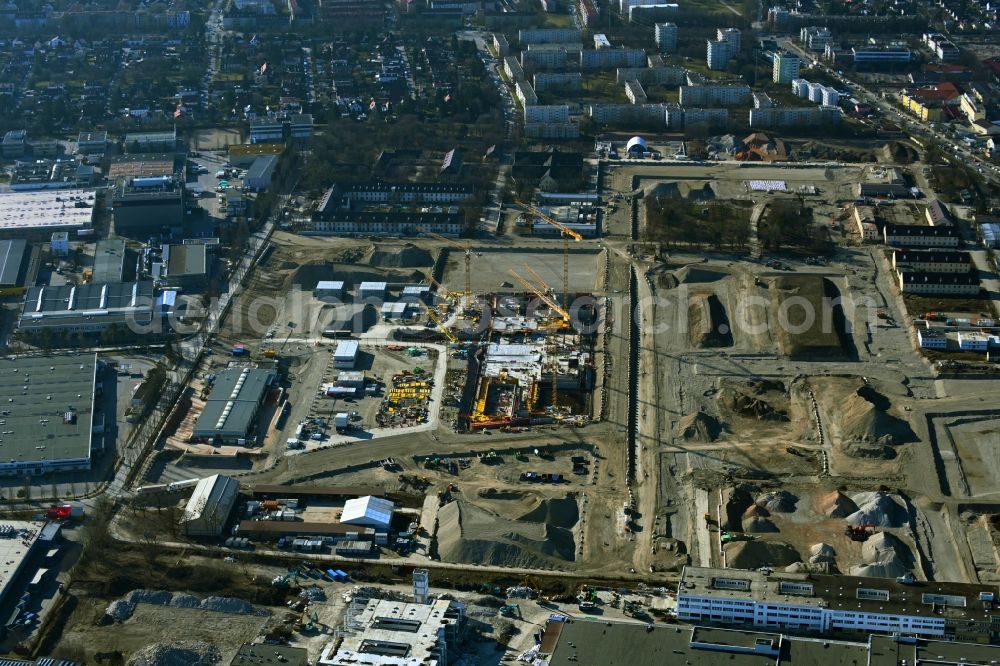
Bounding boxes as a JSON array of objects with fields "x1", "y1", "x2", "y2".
[
  {"x1": 717, "y1": 379, "x2": 789, "y2": 421},
  {"x1": 745, "y1": 517, "x2": 779, "y2": 533},
  {"x1": 677, "y1": 411, "x2": 722, "y2": 442},
  {"x1": 809, "y1": 543, "x2": 836, "y2": 564},
  {"x1": 846, "y1": 492, "x2": 908, "y2": 528},
  {"x1": 818, "y1": 490, "x2": 858, "y2": 518},
  {"x1": 368, "y1": 243, "x2": 434, "y2": 268},
  {"x1": 437, "y1": 498, "x2": 577, "y2": 569},
  {"x1": 837, "y1": 385, "x2": 913, "y2": 447},
  {"x1": 725, "y1": 541, "x2": 800, "y2": 569},
  {"x1": 688, "y1": 294, "x2": 733, "y2": 348},
  {"x1": 850, "y1": 532, "x2": 912, "y2": 578},
  {"x1": 722, "y1": 485, "x2": 755, "y2": 531},
  {"x1": 757, "y1": 490, "x2": 797, "y2": 513},
  {"x1": 743, "y1": 504, "x2": 769, "y2": 519}
]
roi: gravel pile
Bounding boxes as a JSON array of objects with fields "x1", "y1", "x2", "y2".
[
  {"x1": 170, "y1": 594, "x2": 202, "y2": 609},
  {"x1": 127, "y1": 641, "x2": 220, "y2": 666},
  {"x1": 200, "y1": 596, "x2": 256, "y2": 614},
  {"x1": 757, "y1": 490, "x2": 797, "y2": 513},
  {"x1": 846, "y1": 492, "x2": 907, "y2": 528},
  {"x1": 128, "y1": 590, "x2": 173, "y2": 606},
  {"x1": 106, "y1": 600, "x2": 135, "y2": 621}
]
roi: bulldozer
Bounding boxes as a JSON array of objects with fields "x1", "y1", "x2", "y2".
[{"x1": 845, "y1": 524, "x2": 878, "y2": 542}]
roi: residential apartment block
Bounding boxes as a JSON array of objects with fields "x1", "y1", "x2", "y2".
[
  {"x1": 749, "y1": 105, "x2": 842, "y2": 128},
  {"x1": 898, "y1": 271, "x2": 980, "y2": 295},
  {"x1": 655, "y1": 22, "x2": 678, "y2": 52},
  {"x1": 678, "y1": 84, "x2": 751, "y2": 106},
  {"x1": 891, "y1": 250, "x2": 971, "y2": 273},
  {"x1": 883, "y1": 223, "x2": 960, "y2": 247}
]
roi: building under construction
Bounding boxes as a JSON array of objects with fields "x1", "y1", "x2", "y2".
[{"x1": 466, "y1": 291, "x2": 596, "y2": 430}]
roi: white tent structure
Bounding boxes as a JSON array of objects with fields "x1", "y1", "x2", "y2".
[
  {"x1": 182, "y1": 474, "x2": 239, "y2": 536},
  {"x1": 340, "y1": 496, "x2": 395, "y2": 529}
]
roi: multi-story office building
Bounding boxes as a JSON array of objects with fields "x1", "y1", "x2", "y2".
[{"x1": 677, "y1": 566, "x2": 1000, "y2": 644}]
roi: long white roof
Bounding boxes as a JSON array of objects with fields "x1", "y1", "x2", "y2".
[{"x1": 341, "y1": 495, "x2": 395, "y2": 528}]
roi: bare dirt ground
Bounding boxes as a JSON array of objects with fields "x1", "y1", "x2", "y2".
[
  {"x1": 56, "y1": 601, "x2": 268, "y2": 665},
  {"x1": 601, "y1": 158, "x2": 1000, "y2": 586}
]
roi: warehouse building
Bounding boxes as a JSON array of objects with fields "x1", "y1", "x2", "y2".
[
  {"x1": 182, "y1": 474, "x2": 239, "y2": 537},
  {"x1": 340, "y1": 495, "x2": 395, "y2": 529},
  {"x1": 897, "y1": 271, "x2": 981, "y2": 295},
  {"x1": 191, "y1": 367, "x2": 276, "y2": 444},
  {"x1": 0, "y1": 239, "x2": 29, "y2": 289},
  {"x1": 319, "y1": 598, "x2": 466, "y2": 666},
  {"x1": 18, "y1": 281, "x2": 156, "y2": 334},
  {"x1": 334, "y1": 340, "x2": 360, "y2": 369},
  {"x1": 154, "y1": 243, "x2": 209, "y2": 290},
  {"x1": 0, "y1": 354, "x2": 97, "y2": 476},
  {"x1": 677, "y1": 565, "x2": 1000, "y2": 643},
  {"x1": 91, "y1": 239, "x2": 126, "y2": 283},
  {"x1": 884, "y1": 223, "x2": 960, "y2": 248},
  {"x1": 111, "y1": 176, "x2": 184, "y2": 233},
  {"x1": 0, "y1": 189, "x2": 97, "y2": 239},
  {"x1": 243, "y1": 155, "x2": 279, "y2": 192}
]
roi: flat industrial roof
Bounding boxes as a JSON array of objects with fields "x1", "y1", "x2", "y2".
[
  {"x1": 107, "y1": 154, "x2": 180, "y2": 179},
  {"x1": 163, "y1": 243, "x2": 207, "y2": 277},
  {"x1": 193, "y1": 367, "x2": 274, "y2": 438},
  {"x1": 0, "y1": 354, "x2": 96, "y2": 466},
  {"x1": 0, "y1": 189, "x2": 96, "y2": 232},
  {"x1": 334, "y1": 340, "x2": 360, "y2": 358},
  {"x1": 92, "y1": 239, "x2": 126, "y2": 284},
  {"x1": 546, "y1": 620, "x2": 871, "y2": 666},
  {"x1": 0, "y1": 521, "x2": 46, "y2": 607},
  {"x1": 680, "y1": 566, "x2": 999, "y2": 621},
  {"x1": 0, "y1": 239, "x2": 28, "y2": 286}
]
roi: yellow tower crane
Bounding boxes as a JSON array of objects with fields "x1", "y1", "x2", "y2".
[
  {"x1": 517, "y1": 202, "x2": 583, "y2": 311},
  {"x1": 523, "y1": 265, "x2": 555, "y2": 296},
  {"x1": 509, "y1": 269, "x2": 569, "y2": 410},
  {"x1": 424, "y1": 305, "x2": 458, "y2": 344},
  {"x1": 421, "y1": 230, "x2": 475, "y2": 310}
]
